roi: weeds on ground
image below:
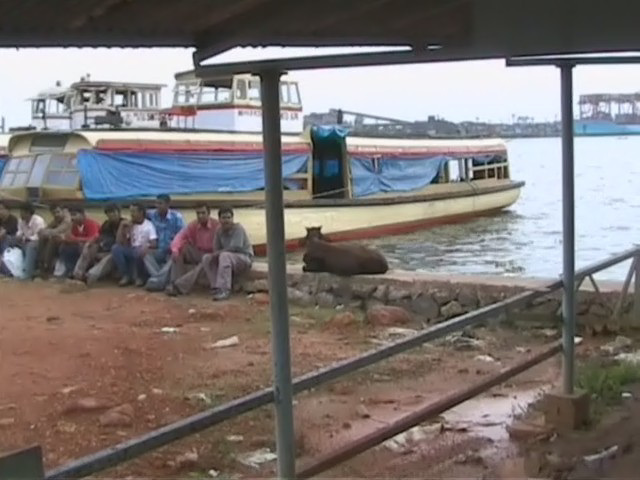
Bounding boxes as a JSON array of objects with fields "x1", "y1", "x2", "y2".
[{"x1": 577, "y1": 358, "x2": 640, "y2": 420}]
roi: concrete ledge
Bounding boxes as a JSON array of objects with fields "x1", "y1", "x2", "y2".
[{"x1": 250, "y1": 262, "x2": 629, "y2": 293}]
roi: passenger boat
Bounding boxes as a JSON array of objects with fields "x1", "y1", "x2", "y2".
[{"x1": 0, "y1": 71, "x2": 523, "y2": 256}]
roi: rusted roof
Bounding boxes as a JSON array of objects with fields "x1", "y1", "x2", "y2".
[{"x1": 0, "y1": 0, "x2": 639, "y2": 64}]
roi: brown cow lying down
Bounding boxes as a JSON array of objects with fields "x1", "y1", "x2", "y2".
[{"x1": 301, "y1": 226, "x2": 389, "y2": 276}]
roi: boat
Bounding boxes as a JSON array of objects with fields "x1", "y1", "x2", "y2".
[
  {"x1": 575, "y1": 93, "x2": 640, "y2": 136},
  {"x1": 0, "y1": 72, "x2": 523, "y2": 256},
  {"x1": 20, "y1": 74, "x2": 166, "y2": 132}
]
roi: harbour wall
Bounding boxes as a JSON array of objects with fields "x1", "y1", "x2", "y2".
[{"x1": 241, "y1": 263, "x2": 636, "y2": 333}]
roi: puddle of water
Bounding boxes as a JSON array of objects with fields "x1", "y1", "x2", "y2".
[
  {"x1": 379, "y1": 386, "x2": 551, "y2": 458},
  {"x1": 441, "y1": 386, "x2": 549, "y2": 442}
]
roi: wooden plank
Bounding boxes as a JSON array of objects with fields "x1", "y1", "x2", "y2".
[{"x1": 0, "y1": 445, "x2": 44, "y2": 480}]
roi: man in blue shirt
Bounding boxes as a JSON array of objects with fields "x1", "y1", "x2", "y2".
[{"x1": 144, "y1": 194, "x2": 185, "y2": 289}]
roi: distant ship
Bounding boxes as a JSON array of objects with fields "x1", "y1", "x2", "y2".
[{"x1": 574, "y1": 93, "x2": 640, "y2": 136}]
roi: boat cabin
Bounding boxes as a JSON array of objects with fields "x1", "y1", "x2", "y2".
[
  {"x1": 25, "y1": 76, "x2": 165, "y2": 131},
  {"x1": 165, "y1": 70, "x2": 303, "y2": 134},
  {"x1": 67, "y1": 76, "x2": 165, "y2": 130},
  {"x1": 29, "y1": 82, "x2": 71, "y2": 130}
]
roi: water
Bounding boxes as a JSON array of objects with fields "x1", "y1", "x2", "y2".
[{"x1": 333, "y1": 136, "x2": 640, "y2": 281}]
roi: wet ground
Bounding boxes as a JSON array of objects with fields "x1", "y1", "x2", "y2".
[
  {"x1": 0, "y1": 277, "x2": 569, "y2": 478},
  {"x1": 7, "y1": 277, "x2": 640, "y2": 479}
]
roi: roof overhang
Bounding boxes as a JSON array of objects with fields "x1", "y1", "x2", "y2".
[{"x1": 1, "y1": 0, "x2": 640, "y2": 69}]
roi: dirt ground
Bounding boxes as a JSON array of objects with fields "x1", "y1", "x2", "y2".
[{"x1": 1, "y1": 276, "x2": 630, "y2": 479}]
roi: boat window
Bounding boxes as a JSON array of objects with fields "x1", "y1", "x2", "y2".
[
  {"x1": 94, "y1": 89, "x2": 107, "y2": 106},
  {"x1": 216, "y1": 88, "x2": 231, "y2": 103},
  {"x1": 26, "y1": 154, "x2": 52, "y2": 187},
  {"x1": 289, "y1": 83, "x2": 301, "y2": 105},
  {"x1": 30, "y1": 134, "x2": 68, "y2": 153},
  {"x1": 199, "y1": 86, "x2": 216, "y2": 104},
  {"x1": 248, "y1": 80, "x2": 261, "y2": 101},
  {"x1": 114, "y1": 90, "x2": 129, "y2": 108},
  {"x1": 48, "y1": 96, "x2": 66, "y2": 114},
  {"x1": 80, "y1": 89, "x2": 93, "y2": 105},
  {"x1": 0, "y1": 156, "x2": 34, "y2": 188},
  {"x1": 130, "y1": 91, "x2": 139, "y2": 108},
  {"x1": 44, "y1": 154, "x2": 79, "y2": 188},
  {"x1": 234, "y1": 79, "x2": 247, "y2": 101},
  {"x1": 280, "y1": 83, "x2": 290, "y2": 104},
  {"x1": 32, "y1": 99, "x2": 45, "y2": 115}
]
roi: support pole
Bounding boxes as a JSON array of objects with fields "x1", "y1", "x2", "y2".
[
  {"x1": 634, "y1": 256, "x2": 640, "y2": 325},
  {"x1": 559, "y1": 63, "x2": 576, "y2": 394},
  {"x1": 259, "y1": 68, "x2": 296, "y2": 479}
]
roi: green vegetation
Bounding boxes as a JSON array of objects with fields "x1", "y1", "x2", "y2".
[{"x1": 577, "y1": 358, "x2": 640, "y2": 419}]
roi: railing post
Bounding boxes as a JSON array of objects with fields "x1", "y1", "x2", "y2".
[
  {"x1": 559, "y1": 61, "x2": 576, "y2": 395},
  {"x1": 259, "y1": 67, "x2": 297, "y2": 480},
  {"x1": 634, "y1": 255, "x2": 640, "y2": 325}
]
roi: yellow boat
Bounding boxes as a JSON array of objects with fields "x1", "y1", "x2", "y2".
[{"x1": 0, "y1": 73, "x2": 523, "y2": 256}]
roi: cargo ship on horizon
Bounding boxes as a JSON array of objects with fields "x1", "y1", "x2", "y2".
[{"x1": 575, "y1": 93, "x2": 640, "y2": 136}]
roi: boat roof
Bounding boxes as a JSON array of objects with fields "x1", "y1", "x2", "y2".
[
  {"x1": 6, "y1": 129, "x2": 308, "y2": 153},
  {"x1": 344, "y1": 134, "x2": 507, "y2": 155},
  {"x1": 173, "y1": 69, "x2": 297, "y2": 88},
  {"x1": 70, "y1": 80, "x2": 167, "y2": 90},
  {"x1": 7, "y1": 129, "x2": 507, "y2": 156},
  {"x1": 28, "y1": 85, "x2": 70, "y2": 100}
]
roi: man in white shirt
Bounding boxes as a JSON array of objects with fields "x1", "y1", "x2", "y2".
[
  {"x1": 8, "y1": 203, "x2": 47, "y2": 279},
  {"x1": 111, "y1": 203, "x2": 158, "y2": 287}
]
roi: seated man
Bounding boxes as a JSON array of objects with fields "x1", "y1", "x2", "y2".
[
  {"x1": 111, "y1": 203, "x2": 157, "y2": 287},
  {"x1": 37, "y1": 204, "x2": 71, "y2": 278},
  {"x1": 203, "y1": 207, "x2": 253, "y2": 301},
  {"x1": 73, "y1": 204, "x2": 123, "y2": 283},
  {"x1": 165, "y1": 203, "x2": 219, "y2": 296},
  {"x1": 144, "y1": 194, "x2": 185, "y2": 289},
  {"x1": 2, "y1": 203, "x2": 46, "y2": 279},
  {"x1": 57, "y1": 207, "x2": 100, "y2": 278},
  {"x1": 0, "y1": 201, "x2": 18, "y2": 254}
]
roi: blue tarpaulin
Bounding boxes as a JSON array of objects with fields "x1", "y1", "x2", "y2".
[
  {"x1": 77, "y1": 149, "x2": 309, "y2": 201},
  {"x1": 350, "y1": 155, "x2": 448, "y2": 197},
  {"x1": 0, "y1": 157, "x2": 6, "y2": 177}
]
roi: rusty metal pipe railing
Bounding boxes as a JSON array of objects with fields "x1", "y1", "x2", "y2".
[
  {"x1": 44, "y1": 246, "x2": 639, "y2": 480},
  {"x1": 45, "y1": 287, "x2": 555, "y2": 480},
  {"x1": 297, "y1": 341, "x2": 563, "y2": 479}
]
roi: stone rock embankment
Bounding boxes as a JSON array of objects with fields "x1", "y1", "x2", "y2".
[{"x1": 240, "y1": 265, "x2": 635, "y2": 333}]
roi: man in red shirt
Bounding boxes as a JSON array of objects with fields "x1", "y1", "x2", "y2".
[
  {"x1": 165, "y1": 203, "x2": 219, "y2": 296},
  {"x1": 58, "y1": 207, "x2": 100, "y2": 278}
]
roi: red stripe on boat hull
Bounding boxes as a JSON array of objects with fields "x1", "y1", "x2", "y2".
[{"x1": 251, "y1": 206, "x2": 508, "y2": 257}]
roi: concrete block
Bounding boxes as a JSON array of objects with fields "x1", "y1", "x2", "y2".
[{"x1": 543, "y1": 389, "x2": 590, "y2": 432}]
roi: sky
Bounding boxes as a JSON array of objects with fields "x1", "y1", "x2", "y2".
[{"x1": 3, "y1": 46, "x2": 640, "y2": 128}]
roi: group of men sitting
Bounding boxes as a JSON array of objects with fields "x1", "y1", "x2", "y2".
[{"x1": 0, "y1": 195, "x2": 254, "y2": 301}]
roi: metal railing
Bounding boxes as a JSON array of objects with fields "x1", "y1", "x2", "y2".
[
  {"x1": 3, "y1": 247, "x2": 639, "y2": 480},
  {"x1": 568, "y1": 246, "x2": 640, "y2": 322}
]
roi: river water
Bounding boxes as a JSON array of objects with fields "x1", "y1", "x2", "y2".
[{"x1": 298, "y1": 136, "x2": 640, "y2": 281}]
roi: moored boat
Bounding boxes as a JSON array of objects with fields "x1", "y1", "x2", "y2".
[{"x1": 0, "y1": 72, "x2": 523, "y2": 255}]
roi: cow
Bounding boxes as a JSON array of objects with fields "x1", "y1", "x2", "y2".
[{"x1": 301, "y1": 226, "x2": 389, "y2": 276}]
